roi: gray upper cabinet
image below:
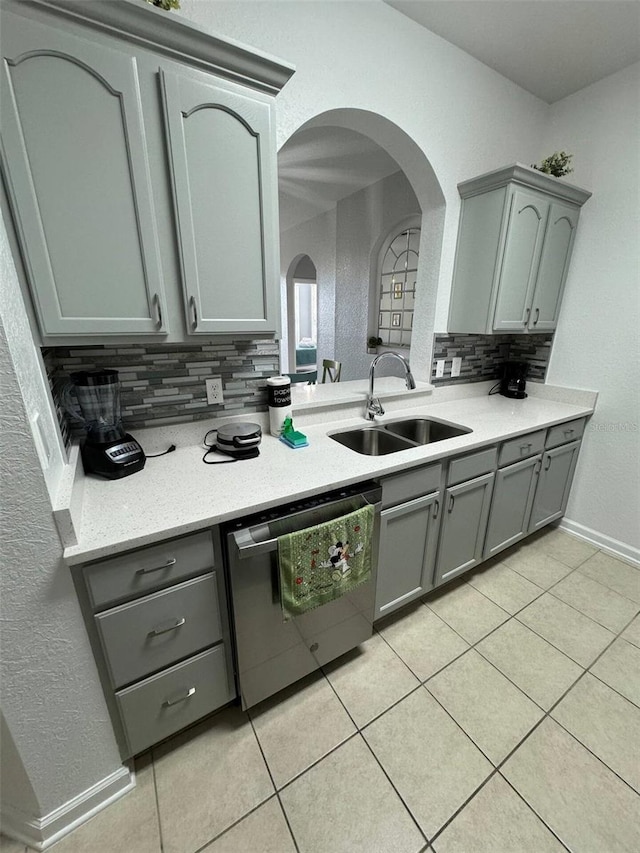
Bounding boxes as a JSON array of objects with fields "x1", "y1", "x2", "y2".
[
  {"x1": 161, "y1": 69, "x2": 279, "y2": 335},
  {"x1": 0, "y1": 12, "x2": 167, "y2": 337},
  {"x1": 0, "y1": 0, "x2": 294, "y2": 344},
  {"x1": 448, "y1": 164, "x2": 591, "y2": 335}
]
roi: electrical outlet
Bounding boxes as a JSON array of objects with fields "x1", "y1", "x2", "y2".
[
  {"x1": 205, "y1": 377, "x2": 224, "y2": 405},
  {"x1": 435, "y1": 359, "x2": 445, "y2": 378},
  {"x1": 451, "y1": 357, "x2": 462, "y2": 377}
]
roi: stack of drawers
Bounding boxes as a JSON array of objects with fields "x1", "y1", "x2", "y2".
[{"x1": 79, "y1": 530, "x2": 236, "y2": 757}]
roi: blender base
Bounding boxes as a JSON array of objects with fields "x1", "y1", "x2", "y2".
[{"x1": 81, "y1": 433, "x2": 146, "y2": 479}]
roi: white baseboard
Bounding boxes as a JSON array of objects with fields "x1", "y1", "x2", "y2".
[
  {"x1": 557, "y1": 518, "x2": 640, "y2": 567},
  {"x1": 1, "y1": 765, "x2": 134, "y2": 851}
]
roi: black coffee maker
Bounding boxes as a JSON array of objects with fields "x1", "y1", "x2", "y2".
[
  {"x1": 500, "y1": 362, "x2": 528, "y2": 399},
  {"x1": 63, "y1": 370, "x2": 146, "y2": 478}
]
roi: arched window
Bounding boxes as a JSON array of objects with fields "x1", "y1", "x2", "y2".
[{"x1": 377, "y1": 226, "x2": 420, "y2": 347}]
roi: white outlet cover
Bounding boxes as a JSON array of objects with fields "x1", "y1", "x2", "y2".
[
  {"x1": 435, "y1": 360, "x2": 445, "y2": 378},
  {"x1": 451, "y1": 357, "x2": 462, "y2": 377},
  {"x1": 205, "y1": 378, "x2": 224, "y2": 405}
]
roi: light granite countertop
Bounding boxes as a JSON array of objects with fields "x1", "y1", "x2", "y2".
[{"x1": 62, "y1": 381, "x2": 597, "y2": 565}]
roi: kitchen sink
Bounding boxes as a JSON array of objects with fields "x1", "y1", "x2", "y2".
[
  {"x1": 329, "y1": 418, "x2": 472, "y2": 455},
  {"x1": 330, "y1": 428, "x2": 413, "y2": 456},
  {"x1": 385, "y1": 418, "x2": 472, "y2": 445}
]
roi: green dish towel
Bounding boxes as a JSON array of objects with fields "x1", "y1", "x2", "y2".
[{"x1": 278, "y1": 504, "x2": 375, "y2": 620}]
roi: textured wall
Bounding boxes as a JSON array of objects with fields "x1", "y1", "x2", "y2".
[
  {"x1": 542, "y1": 62, "x2": 640, "y2": 553},
  {"x1": 335, "y1": 170, "x2": 421, "y2": 380},
  {"x1": 0, "y1": 212, "x2": 66, "y2": 498},
  {"x1": 178, "y1": 0, "x2": 548, "y2": 333},
  {"x1": 0, "y1": 311, "x2": 123, "y2": 818},
  {"x1": 280, "y1": 207, "x2": 337, "y2": 373}
]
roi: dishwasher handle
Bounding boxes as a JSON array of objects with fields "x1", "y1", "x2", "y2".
[{"x1": 230, "y1": 493, "x2": 381, "y2": 560}]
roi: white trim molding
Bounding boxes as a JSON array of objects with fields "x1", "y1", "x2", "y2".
[
  {"x1": 557, "y1": 518, "x2": 640, "y2": 567},
  {"x1": 1, "y1": 765, "x2": 134, "y2": 851}
]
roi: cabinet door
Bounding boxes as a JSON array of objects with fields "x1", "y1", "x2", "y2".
[
  {"x1": 161, "y1": 68, "x2": 278, "y2": 335},
  {"x1": 529, "y1": 441, "x2": 581, "y2": 532},
  {"x1": 529, "y1": 201, "x2": 579, "y2": 331},
  {"x1": 434, "y1": 473, "x2": 495, "y2": 586},
  {"x1": 0, "y1": 13, "x2": 167, "y2": 336},
  {"x1": 375, "y1": 492, "x2": 440, "y2": 619},
  {"x1": 493, "y1": 190, "x2": 548, "y2": 331},
  {"x1": 484, "y1": 455, "x2": 541, "y2": 559}
]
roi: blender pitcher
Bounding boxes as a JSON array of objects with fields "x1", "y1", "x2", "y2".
[{"x1": 62, "y1": 370, "x2": 145, "y2": 478}]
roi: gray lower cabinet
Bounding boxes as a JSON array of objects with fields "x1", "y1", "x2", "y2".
[
  {"x1": 484, "y1": 455, "x2": 541, "y2": 558},
  {"x1": 375, "y1": 491, "x2": 441, "y2": 619},
  {"x1": 529, "y1": 440, "x2": 581, "y2": 532},
  {"x1": 434, "y1": 472, "x2": 495, "y2": 586},
  {"x1": 73, "y1": 528, "x2": 236, "y2": 759}
]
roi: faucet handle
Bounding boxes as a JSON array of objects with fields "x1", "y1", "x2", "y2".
[{"x1": 366, "y1": 396, "x2": 385, "y2": 420}]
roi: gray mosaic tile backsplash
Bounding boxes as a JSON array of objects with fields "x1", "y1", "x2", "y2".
[
  {"x1": 43, "y1": 340, "x2": 280, "y2": 439},
  {"x1": 432, "y1": 333, "x2": 553, "y2": 385}
]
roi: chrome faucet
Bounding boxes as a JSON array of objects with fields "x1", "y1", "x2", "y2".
[{"x1": 366, "y1": 352, "x2": 416, "y2": 420}]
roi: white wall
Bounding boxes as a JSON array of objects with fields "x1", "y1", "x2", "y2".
[
  {"x1": 179, "y1": 0, "x2": 549, "y2": 336},
  {"x1": 542, "y1": 62, "x2": 640, "y2": 557},
  {"x1": 335, "y1": 170, "x2": 421, "y2": 379},
  {"x1": 280, "y1": 207, "x2": 337, "y2": 372},
  {"x1": 0, "y1": 221, "x2": 124, "y2": 822}
]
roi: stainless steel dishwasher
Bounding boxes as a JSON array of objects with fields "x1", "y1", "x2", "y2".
[{"x1": 224, "y1": 481, "x2": 382, "y2": 709}]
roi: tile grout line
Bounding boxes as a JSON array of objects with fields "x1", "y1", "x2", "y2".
[
  {"x1": 148, "y1": 751, "x2": 166, "y2": 853},
  {"x1": 246, "y1": 716, "x2": 302, "y2": 853}
]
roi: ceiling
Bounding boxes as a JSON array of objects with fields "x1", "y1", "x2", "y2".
[
  {"x1": 278, "y1": 126, "x2": 401, "y2": 231},
  {"x1": 385, "y1": 0, "x2": 640, "y2": 103}
]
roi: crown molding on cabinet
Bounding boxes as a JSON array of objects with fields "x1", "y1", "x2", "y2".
[
  {"x1": 9, "y1": 0, "x2": 296, "y2": 95},
  {"x1": 458, "y1": 162, "x2": 592, "y2": 207}
]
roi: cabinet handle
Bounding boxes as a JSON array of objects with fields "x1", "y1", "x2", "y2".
[
  {"x1": 148, "y1": 617, "x2": 186, "y2": 638},
  {"x1": 190, "y1": 295, "x2": 199, "y2": 329},
  {"x1": 153, "y1": 293, "x2": 163, "y2": 329},
  {"x1": 524, "y1": 307, "x2": 531, "y2": 326},
  {"x1": 162, "y1": 686, "x2": 196, "y2": 708},
  {"x1": 545, "y1": 456, "x2": 552, "y2": 471},
  {"x1": 433, "y1": 499, "x2": 440, "y2": 520},
  {"x1": 448, "y1": 494, "x2": 455, "y2": 513},
  {"x1": 564, "y1": 428, "x2": 574, "y2": 437},
  {"x1": 533, "y1": 307, "x2": 540, "y2": 325},
  {"x1": 520, "y1": 442, "x2": 532, "y2": 453},
  {"x1": 136, "y1": 558, "x2": 177, "y2": 575}
]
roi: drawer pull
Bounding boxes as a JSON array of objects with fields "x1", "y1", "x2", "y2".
[
  {"x1": 162, "y1": 686, "x2": 196, "y2": 708},
  {"x1": 520, "y1": 443, "x2": 532, "y2": 452},
  {"x1": 136, "y1": 558, "x2": 177, "y2": 575},
  {"x1": 564, "y1": 428, "x2": 575, "y2": 437},
  {"x1": 148, "y1": 617, "x2": 186, "y2": 638}
]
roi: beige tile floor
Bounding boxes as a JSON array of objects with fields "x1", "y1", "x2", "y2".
[{"x1": 3, "y1": 528, "x2": 640, "y2": 853}]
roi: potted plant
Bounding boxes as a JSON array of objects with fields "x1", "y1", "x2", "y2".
[
  {"x1": 367, "y1": 335, "x2": 383, "y2": 354},
  {"x1": 531, "y1": 151, "x2": 574, "y2": 178}
]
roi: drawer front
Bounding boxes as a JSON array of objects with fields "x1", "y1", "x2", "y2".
[
  {"x1": 116, "y1": 645, "x2": 234, "y2": 756},
  {"x1": 85, "y1": 531, "x2": 215, "y2": 610},
  {"x1": 498, "y1": 430, "x2": 545, "y2": 467},
  {"x1": 96, "y1": 573, "x2": 222, "y2": 689},
  {"x1": 447, "y1": 447, "x2": 497, "y2": 486},
  {"x1": 546, "y1": 418, "x2": 586, "y2": 449},
  {"x1": 381, "y1": 463, "x2": 442, "y2": 508}
]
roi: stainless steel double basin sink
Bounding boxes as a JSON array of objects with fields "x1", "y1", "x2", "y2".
[{"x1": 329, "y1": 418, "x2": 472, "y2": 456}]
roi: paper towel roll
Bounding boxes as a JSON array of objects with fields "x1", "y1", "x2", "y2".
[{"x1": 267, "y1": 376, "x2": 292, "y2": 436}]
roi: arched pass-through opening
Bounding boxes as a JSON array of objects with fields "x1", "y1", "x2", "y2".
[
  {"x1": 279, "y1": 108, "x2": 446, "y2": 382},
  {"x1": 285, "y1": 254, "x2": 318, "y2": 374}
]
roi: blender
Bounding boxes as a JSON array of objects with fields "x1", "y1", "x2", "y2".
[{"x1": 63, "y1": 370, "x2": 145, "y2": 479}]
